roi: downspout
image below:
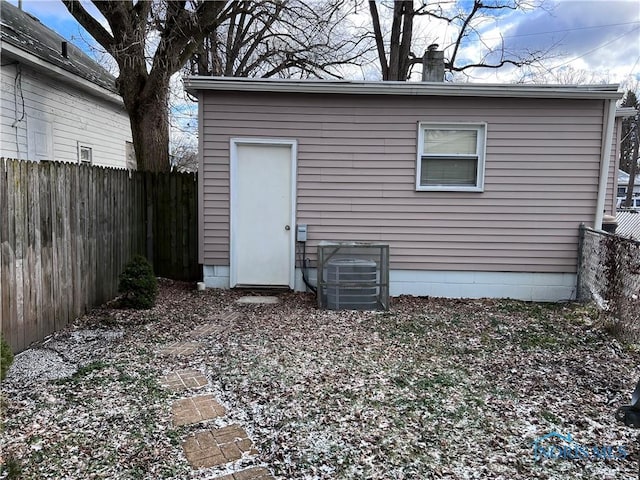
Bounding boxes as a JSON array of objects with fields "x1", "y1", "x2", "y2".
[
  {"x1": 197, "y1": 91, "x2": 205, "y2": 268},
  {"x1": 594, "y1": 99, "x2": 617, "y2": 230}
]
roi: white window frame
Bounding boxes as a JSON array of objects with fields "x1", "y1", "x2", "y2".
[
  {"x1": 77, "y1": 142, "x2": 93, "y2": 165},
  {"x1": 416, "y1": 122, "x2": 487, "y2": 192}
]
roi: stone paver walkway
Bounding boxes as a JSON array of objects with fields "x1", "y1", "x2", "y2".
[
  {"x1": 215, "y1": 467, "x2": 274, "y2": 480},
  {"x1": 213, "y1": 311, "x2": 242, "y2": 323},
  {"x1": 188, "y1": 324, "x2": 228, "y2": 338},
  {"x1": 171, "y1": 394, "x2": 226, "y2": 426},
  {"x1": 157, "y1": 341, "x2": 201, "y2": 356},
  {"x1": 188, "y1": 311, "x2": 241, "y2": 338},
  {"x1": 159, "y1": 368, "x2": 208, "y2": 391},
  {"x1": 182, "y1": 424, "x2": 258, "y2": 468},
  {"x1": 157, "y1": 309, "x2": 274, "y2": 479}
]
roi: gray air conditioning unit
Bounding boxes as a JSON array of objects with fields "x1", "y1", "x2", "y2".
[{"x1": 317, "y1": 241, "x2": 389, "y2": 311}]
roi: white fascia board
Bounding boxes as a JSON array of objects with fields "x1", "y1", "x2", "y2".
[
  {"x1": 616, "y1": 107, "x2": 638, "y2": 117},
  {"x1": 184, "y1": 77, "x2": 622, "y2": 101},
  {"x1": 1, "y1": 42, "x2": 124, "y2": 106}
]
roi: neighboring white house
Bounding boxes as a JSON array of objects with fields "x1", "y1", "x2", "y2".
[
  {"x1": 617, "y1": 169, "x2": 640, "y2": 199},
  {"x1": 0, "y1": 0, "x2": 135, "y2": 169}
]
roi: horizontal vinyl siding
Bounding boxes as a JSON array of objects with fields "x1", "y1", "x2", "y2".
[
  {"x1": 0, "y1": 64, "x2": 28, "y2": 158},
  {"x1": 0, "y1": 63, "x2": 132, "y2": 167},
  {"x1": 201, "y1": 92, "x2": 606, "y2": 274}
]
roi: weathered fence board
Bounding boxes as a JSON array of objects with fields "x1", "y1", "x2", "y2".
[
  {"x1": 1, "y1": 159, "x2": 199, "y2": 353},
  {"x1": 150, "y1": 171, "x2": 199, "y2": 281}
]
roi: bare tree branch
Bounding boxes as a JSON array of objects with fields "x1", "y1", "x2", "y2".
[
  {"x1": 367, "y1": 0, "x2": 552, "y2": 81},
  {"x1": 61, "y1": 0, "x2": 115, "y2": 51},
  {"x1": 448, "y1": 1, "x2": 482, "y2": 69},
  {"x1": 185, "y1": 0, "x2": 370, "y2": 80}
]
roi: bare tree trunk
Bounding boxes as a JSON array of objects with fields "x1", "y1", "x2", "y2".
[
  {"x1": 129, "y1": 96, "x2": 170, "y2": 173},
  {"x1": 120, "y1": 73, "x2": 171, "y2": 172},
  {"x1": 397, "y1": 1, "x2": 414, "y2": 80},
  {"x1": 624, "y1": 125, "x2": 639, "y2": 208},
  {"x1": 386, "y1": 1, "x2": 413, "y2": 81},
  {"x1": 387, "y1": 1, "x2": 404, "y2": 80},
  {"x1": 61, "y1": 0, "x2": 231, "y2": 172},
  {"x1": 368, "y1": 0, "x2": 388, "y2": 80}
]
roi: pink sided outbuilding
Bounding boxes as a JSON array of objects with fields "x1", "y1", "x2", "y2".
[{"x1": 185, "y1": 78, "x2": 623, "y2": 301}]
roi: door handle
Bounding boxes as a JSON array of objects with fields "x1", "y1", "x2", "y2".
[{"x1": 285, "y1": 225, "x2": 290, "y2": 230}]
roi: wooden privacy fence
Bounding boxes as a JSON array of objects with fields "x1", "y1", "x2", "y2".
[
  {"x1": 0, "y1": 159, "x2": 198, "y2": 352},
  {"x1": 145, "y1": 172, "x2": 199, "y2": 281}
]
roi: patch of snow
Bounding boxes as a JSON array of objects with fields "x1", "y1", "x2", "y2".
[{"x1": 5, "y1": 348, "x2": 77, "y2": 384}]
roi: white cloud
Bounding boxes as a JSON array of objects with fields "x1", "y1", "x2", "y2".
[{"x1": 490, "y1": 0, "x2": 640, "y2": 83}]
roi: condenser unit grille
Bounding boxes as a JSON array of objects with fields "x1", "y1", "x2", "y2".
[{"x1": 317, "y1": 242, "x2": 389, "y2": 311}]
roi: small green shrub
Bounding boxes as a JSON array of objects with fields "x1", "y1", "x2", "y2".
[
  {"x1": 1, "y1": 334, "x2": 14, "y2": 381},
  {"x1": 0, "y1": 454, "x2": 22, "y2": 478},
  {"x1": 118, "y1": 255, "x2": 158, "y2": 309}
]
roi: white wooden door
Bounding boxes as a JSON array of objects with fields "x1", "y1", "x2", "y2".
[{"x1": 231, "y1": 140, "x2": 296, "y2": 287}]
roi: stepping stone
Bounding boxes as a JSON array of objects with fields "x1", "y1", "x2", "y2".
[
  {"x1": 183, "y1": 424, "x2": 258, "y2": 469},
  {"x1": 214, "y1": 467, "x2": 275, "y2": 480},
  {"x1": 189, "y1": 324, "x2": 227, "y2": 338},
  {"x1": 171, "y1": 394, "x2": 226, "y2": 426},
  {"x1": 214, "y1": 311, "x2": 241, "y2": 322},
  {"x1": 235, "y1": 296, "x2": 279, "y2": 305},
  {"x1": 157, "y1": 341, "x2": 201, "y2": 356},
  {"x1": 159, "y1": 369, "x2": 208, "y2": 392},
  {"x1": 189, "y1": 312, "x2": 240, "y2": 338}
]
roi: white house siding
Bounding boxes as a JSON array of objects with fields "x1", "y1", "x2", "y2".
[
  {"x1": 0, "y1": 63, "x2": 132, "y2": 168},
  {"x1": 200, "y1": 91, "x2": 607, "y2": 278}
]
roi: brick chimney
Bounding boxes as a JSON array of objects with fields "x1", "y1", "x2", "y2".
[{"x1": 422, "y1": 44, "x2": 444, "y2": 82}]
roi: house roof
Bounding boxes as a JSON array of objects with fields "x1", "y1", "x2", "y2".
[
  {"x1": 0, "y1": 0, "x2": 120, "y2": 100},
  {"x1": 618, "y1": 169, "x2": 640, "y2": 186},
  {"x1": 184, "y1": 77, "x2": 622, "y2": 100}
]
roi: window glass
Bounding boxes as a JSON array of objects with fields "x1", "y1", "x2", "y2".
[
  {"x1": 424, "y1": 129, "x2": 477, "y2": 155},
  {"x1": 421, "y1": 157, "x2": 478, "y2": 186},
  {"x1": 78, "y1": 144, "x2": 92, "y2": 164}
]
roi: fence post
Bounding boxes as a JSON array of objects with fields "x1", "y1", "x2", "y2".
[
  {"x1": 145, "y1": 173, "x2": 154, "y2": 264},
  {"x1": 577, "y1": 223, "x2": 586, "y2": 301}
]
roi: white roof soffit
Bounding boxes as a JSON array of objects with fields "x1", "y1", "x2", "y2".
[
  {"x1": 184, "y1": 77, "x2": 622, "y2": 100},
  {"x1": 1, "y1": 42, "x2": 124, "y2": 106}
]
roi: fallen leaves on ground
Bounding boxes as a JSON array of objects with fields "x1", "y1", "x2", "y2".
[{"x1": 1, "y1": 281, "x2": 639, "y2": 479}]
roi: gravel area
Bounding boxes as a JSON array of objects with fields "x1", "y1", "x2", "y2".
[{"x1": 1, "y1": 280, "x2": 640, "y2": 479}]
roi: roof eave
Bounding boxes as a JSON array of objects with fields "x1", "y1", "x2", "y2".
[
  {"x1": 184, "y1": 77, "x2": 622, "y2": 100},
  {"x1": 1, "y1": 42, "x2": 124, "y2": 106},
  {"x1": 616, "y1": 107, "x2": 638, "y2": 117}
]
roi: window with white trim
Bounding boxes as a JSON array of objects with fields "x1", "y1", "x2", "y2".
[
  {"x1": 416, "y1": 123, "x2": 486, "y2": 192},
  {"x1": 78, "y1": 143, "x2": 92, "y2": 165}
]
